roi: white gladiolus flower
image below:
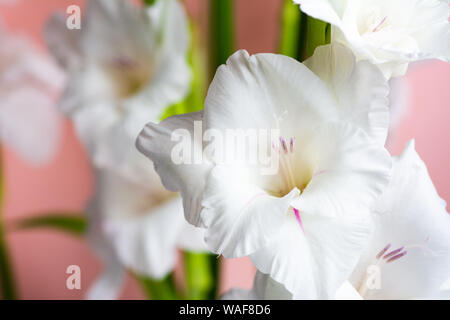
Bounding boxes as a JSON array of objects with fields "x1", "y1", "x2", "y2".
[
  {"x1": 348, "y1": 141, "x2": 450, "y2": 300},
  {"x1": 137, "y1": 45, "x2": 392, "y2": 299},
  {"x1": 86, "y1": 166, "x2": 207, "y2": 300},
  {"x1": 225, "y1": 142, "x2": 450, "y2": 300},
  {"x1": 294, "y1": 0, "x2": 450, "y2": 78},
  {"x1": 0, "y1": 25, "x2": 63, "y2": 164},
  {"x1": 45, "y1": 0, "x2": 191, "y2": 182}
]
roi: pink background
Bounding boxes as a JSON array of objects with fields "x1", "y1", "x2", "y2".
[{"x1": 1, "y1": 0, "x2": 449, "y2": 299}]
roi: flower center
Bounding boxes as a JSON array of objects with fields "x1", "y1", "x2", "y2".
[
  {"x1": 274, "y1": 136, "x2": 297, "y2": 191},
  {"x1": 357, "y1": 242, "x2": 408, "y2": 298},
  {"x1": 264, "y1": 135, "x2": 314, "y2": 198},
  {"x1": 375, "y1": 243, "x2": 408, "y2": 263},
  {"x1": 105, "y1": 55, "x2": 153, "y2": 100}
]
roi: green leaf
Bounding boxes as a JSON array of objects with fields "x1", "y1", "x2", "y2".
[
  {"x1": 137, "y1": 272, "x2": 179, "y2": 300},
  {"x1": 209, "y1": 0, "x2": 234, "y2": 80},
  {"x1": 15, "y1": 213, "x2": 87, "y2": 236},
  {"x1": 183, "y1": 251, "x2": 220, "y2": 300}
]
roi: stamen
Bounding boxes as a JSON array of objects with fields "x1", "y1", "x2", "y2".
[
  {"x1": 376, "y1": 243, "x2": 391, "y2": 259},
  {"x1": 277, "y1": 136, "x2": 297, "y2": 190},
  {"x1": 290, "y1": 137, "x2": 295, "y2": 153},
  {"x1": 113, "y1": 56, "x2": 138, "y2": 69},
  {"x1": 293, "y1": 208, "x2": 303, "y2": 231},
  {"x1": 372, "y1": 16, "x2": 387, "y2": 32},
  {"x1": 280, "y1": 137, "x2": 288, "y2": 154},
  {"x1": 386, "y1": 251, "x2": 407, "y2": 263},
  {"x1": 383, "y1": 246, "x2": 404, "y2": 259}
]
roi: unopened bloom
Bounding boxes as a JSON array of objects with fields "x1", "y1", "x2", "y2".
[
  {"x1": 45, "y1": 0, "x2": 191, "y2": 182},
  {"x1": 137, "y1": 45, "x2": 391, "y2": 298},
  {"x1": 0, "y1": 25, "x2": 63, "y2": 164},
  {"x1": 294, "y1": 0, "x2": 450, "y2": 78}
]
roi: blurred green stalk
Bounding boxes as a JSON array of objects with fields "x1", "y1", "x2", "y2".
[
  {"x1": 279, "y1": 0, "x2": 307, "y2": 60},
  {"x1": 209, "y1": 0, "x2": 234, "y2": 80},
  {"x1": 279, "y1": 0, "x2": 330, "y2": 61},
  {"x1": 202, "y1": 0, "x2": 235, "y2": 299},
  {"x1": 184, "y1": 251, "x2": 219, "y2": 300},
  {"x1": 305, "y1": 16, "x2": 330, "y2": 58},
  {"x1": 142, "y1": 0, "x2": 156, "y2": 6},
  {"x1": 159, "y1": 22, "x2": 206, "y2": 120},
  {"x1": 0, "y1": 146, "x2": 17, "y2": 300},
  {"x1": 138, "y1": 272, "x2": 179, "y2": 300}
]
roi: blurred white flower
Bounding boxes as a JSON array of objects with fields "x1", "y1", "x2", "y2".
[
  {"x1": 294, "y1": 0, "x2": 450, "y2": 78},
  {"x1": 221, "y1": 272, "x2": 362, "y2": 300},
  {"x1": 45, "y1": 0, "x2": 191, "y2": 182},
  {"x1": 348, "y1": 140, "x2": 450, "y2": 299},
  {"x1": 221, "y1": 271, "x2": 293, "y2": 300},
  {"x1": 137, "y1": 46, "x2": 392, "y2": 299},
  {"x1": 0, "y1": 25, "x2": 64, "y2": 164},
  {"x1": 86, "y1": 166, "x2": 207, "y2": 300}
]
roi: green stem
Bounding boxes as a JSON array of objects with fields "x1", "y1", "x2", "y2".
[
  {"x1": 0, "y1": 146, "x2": 17, "y2": 300},
  {"x1": 209, "y1": 0, "x2": 234, "y2": 80},
  {"x1": 304, "y1": 16, "x2": 331, "y2": 59},
  {"x1": 142, "y1": 0, "x2": 156, "y2": 6},
  {"x1": 159, "y1": 22, "x2": 206, "y2": 120},
  {"x1": 137, "y1": 272, "x2": 179, "y2": 300},
  {"x1": 279, "y1": 0, "x2": 302, "y2": 59},
  {"x1": 184, "y1": 251, "x2": 220, "y2": 300}
]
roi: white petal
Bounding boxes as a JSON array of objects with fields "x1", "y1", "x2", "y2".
[
  {"x1": 147, "y1": 0, "x2": 189, "y2": 55},
  {"x1": 0, "y1": 87, "x2": 62, "y2": 165},
  {"x1": 293, "y1": 0, "x2": 346, "y2": 27},
  {"x1": 407, "y1": 0, "x2": 450, "y2": 62},
  {"x1": 137, "y1": 111, "x2": 214, "y2": 226},
  {"x1": 296, "y1": 0, "x2": 450, "y2": 78},
  {"x1": 350, "y1": 140, "x2": 450, "y2": 299},
  {"x1": 292, "y1": 122, "x2": 392, "y2": 220},
  {"x1": 204, "y1": 50, "x2": 339, "y2": 137},
  {"x1": 334, "y1": 281, "x2": 363, "y2": 300},
  {"x1": 80, "y1": 0, "x2": 156, "y2": 63},
  {"x1": 201, "y1": 164, "x2": 300, "y2": 258},
  {"x1": 304, "y1": 43, "x2": 389, "y2": 145},
  {"x1": 123, "y1": 52, "x2": 191, "y2": 128},
  {"x1": 251, "y1": 271, "x2": 293, "y2": 300},
  {"x1": 250, "y1": 212, "x2": 372, "y2": 299},
  {"x1": 85, "y1": 260, "x2": 125, "y2": 300},
  {"x1": 85, "y1": 183, "x2": 127, "y2": 300},
  {"x1": 0, "y1": 28, "x2": 63, "y2": 164},
  {"x1": 89, "y1": 169, "x2": 185, "y2": 279},
  {"x1": 387, "y1": 76, "x2": 410, "y2": 133},
  {"x1": 220, "y1": 271, "x2": 293, "y2": 300},
  {"x1": 177, "y1": 222, "x2": 208, "y2": 253},
  {"x1": 44, "y1": 12, "x2": 82, "y2": 70}
]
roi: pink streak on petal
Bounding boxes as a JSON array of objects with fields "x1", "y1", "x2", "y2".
[{"x1": 293, "y1": 208, "x2": 304, "y2": 231}]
